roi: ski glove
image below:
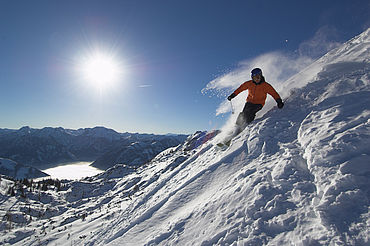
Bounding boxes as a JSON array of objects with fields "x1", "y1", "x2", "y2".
[
  {"x1": 228, "y1": 93, "x2": 236, "y2": 101},
  {"x1": 276, "y1": 98, "x2": 284, "y2": 109}
]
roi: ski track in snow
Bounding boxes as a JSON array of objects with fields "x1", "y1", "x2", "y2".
[{"x1": 1, "y1": 28, "x2": 370, "y2": 246}]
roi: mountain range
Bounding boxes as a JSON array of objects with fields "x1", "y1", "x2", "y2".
[{"x1": 0, "y1": 126, "x2": 187, "y2": 176}]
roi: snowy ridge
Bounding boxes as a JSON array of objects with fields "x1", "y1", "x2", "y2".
[
  {"x1": 1, "y1": 29, "x2": 369, "y2": 245},
  {"x1": 280, "y1": 27, "x2": 370, "y2": 97},
  {"x1": 0, "y1": 158, "x2": 48, "y2": 179}
]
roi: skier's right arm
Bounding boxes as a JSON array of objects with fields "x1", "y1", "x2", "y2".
[
  {"x1": 227, "y1": 93, "x2": 236, "y2": 101},
  {"x1": 228, "y1": 82, "x2": 249, "y2": 101}
]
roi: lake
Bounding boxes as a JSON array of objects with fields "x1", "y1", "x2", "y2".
[{"x1": 41, "y1": 161, "x2": 103, "y2": 180}]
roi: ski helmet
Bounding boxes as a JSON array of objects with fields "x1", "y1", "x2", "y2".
[{"x1": 251, "y1": 68, "x2": 262, "y2": 77}]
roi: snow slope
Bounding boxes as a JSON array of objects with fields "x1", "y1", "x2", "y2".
[{"x1": 1, "y1": 29, "x2": 369, "y2": 245}]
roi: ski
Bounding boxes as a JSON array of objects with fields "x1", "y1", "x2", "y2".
[{"x1": 216, "y1": 124, "x2": 246, "y2": 149}]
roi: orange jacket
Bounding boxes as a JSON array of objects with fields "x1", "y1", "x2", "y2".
[{"x1": 233, "y1": 80, "x2": 281, "y2": 106}]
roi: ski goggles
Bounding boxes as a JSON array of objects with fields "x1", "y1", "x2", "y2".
[{"x1": 252, "y1": 73, "x2": 262, "y2": 78}]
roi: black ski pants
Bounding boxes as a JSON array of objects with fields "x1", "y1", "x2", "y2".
[{"x1": 236, "y1": 102, "x2": 263, "y2": 127}]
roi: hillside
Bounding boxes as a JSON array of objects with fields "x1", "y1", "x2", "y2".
[{"x1": 1, "y1": 29, "x2": 369, "y2": 245}]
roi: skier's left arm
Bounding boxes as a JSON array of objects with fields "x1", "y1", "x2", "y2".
[{"x1": 266, "y1": 84, "x2": 284, "y2": 109}]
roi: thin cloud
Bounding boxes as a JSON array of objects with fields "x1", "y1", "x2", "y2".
[{"x1": 138, "y1": 84, "x2": 153, "y2": 88}]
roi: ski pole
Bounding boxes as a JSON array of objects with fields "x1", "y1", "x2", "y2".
[{"x1": 230, "y1": 100, "x2": 235, "y2": 114}]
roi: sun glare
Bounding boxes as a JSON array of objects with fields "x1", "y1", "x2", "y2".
[{"x1": 79, "y1": 50, "x2": 123, "y2": 92}]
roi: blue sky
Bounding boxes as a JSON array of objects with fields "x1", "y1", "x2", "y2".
[{"x1": 0, "y1": 0, "x2": 369, "y2": 134}]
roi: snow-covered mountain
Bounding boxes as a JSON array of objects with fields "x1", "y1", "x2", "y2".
[
  {"x1": 0, "y1": 158, "x2": 48, "y2": 179},
  {"x1": 0, "y1": 126, "x2": 187, "y2": 172},
  {"x1": 1, "y1": 29, "x2": 369, "y2": 245}
]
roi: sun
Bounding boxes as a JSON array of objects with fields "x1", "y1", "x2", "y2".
[{"x1": 78, "y1": 50, "x2": 123, "y2": 92}]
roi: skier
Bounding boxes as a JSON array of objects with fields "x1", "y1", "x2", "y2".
[{"x1": 218, "y1": 68, "x2": 283, "y2": 147}]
